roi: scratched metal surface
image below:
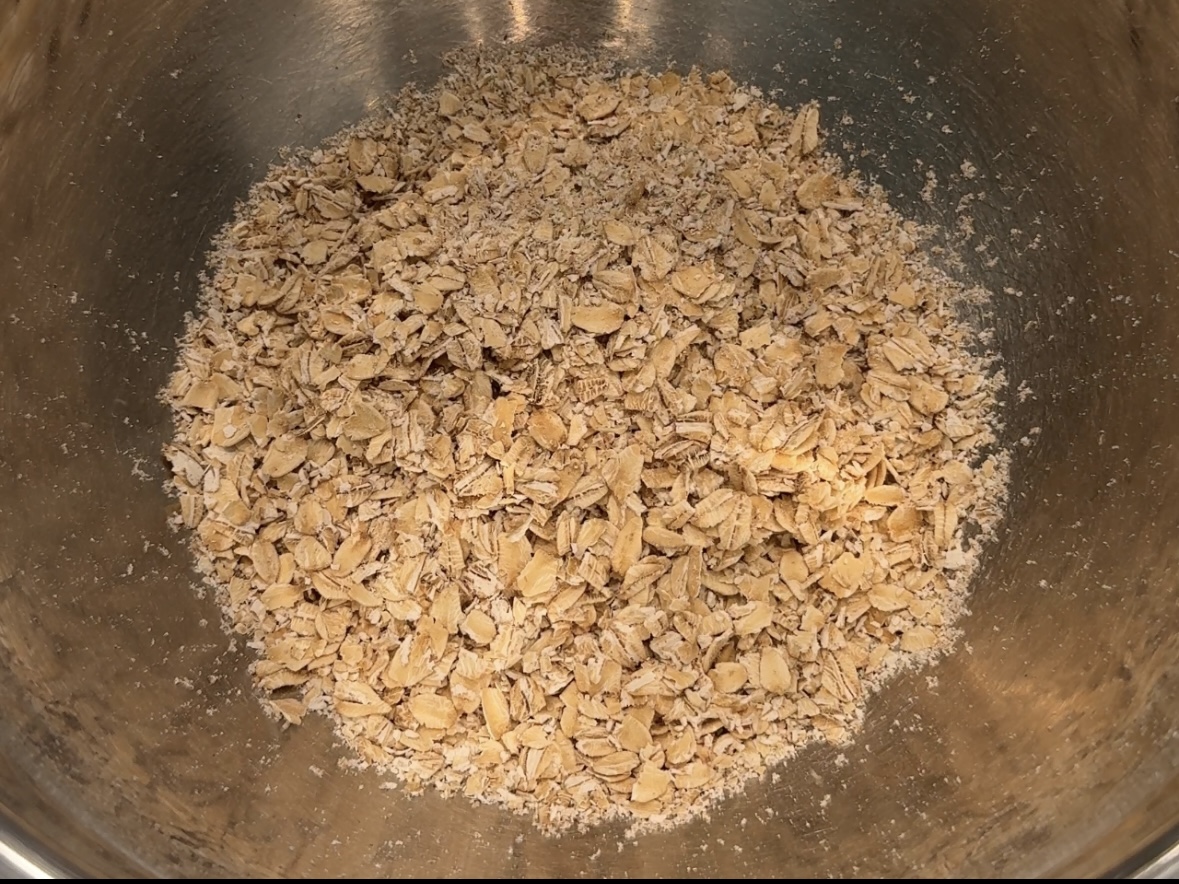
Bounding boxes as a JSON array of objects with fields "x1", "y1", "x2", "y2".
[{"x1": 1, "y1": 0, "x2": 1179, "y2": 877}]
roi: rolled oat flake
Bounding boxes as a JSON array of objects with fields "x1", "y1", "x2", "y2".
[{"x1": 164, "y1": 45, "x2": 1009, "y2": 833}]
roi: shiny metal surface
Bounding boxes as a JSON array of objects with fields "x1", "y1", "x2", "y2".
[{"x1": 2, "y1": 0, "x2": 1179, "y2": 877}]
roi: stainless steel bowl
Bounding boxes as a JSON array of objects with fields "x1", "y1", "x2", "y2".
[{"x1": 3, "y1": 0, "x2": 1179, "y2": 876}]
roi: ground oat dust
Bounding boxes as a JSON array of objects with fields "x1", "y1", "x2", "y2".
[{"x1": 164, "y1": 47, "x2": 1008, "y2": 833}]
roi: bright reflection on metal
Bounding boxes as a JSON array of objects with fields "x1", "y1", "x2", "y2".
[
  {"x1": 0, "y1": 837, "x2": 53, "y2": 880},
  {"x1": 507, "y1": 0, "x2": 533, "y2": 41}
]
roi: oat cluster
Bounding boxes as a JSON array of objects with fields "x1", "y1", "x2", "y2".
[{"x1": 165, "y1": 48, "x2": 1007, "y2": 832}]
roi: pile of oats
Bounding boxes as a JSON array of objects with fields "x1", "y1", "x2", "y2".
[{"x1": 164, "y1": 48, "x2": 1007, "y2": 832}]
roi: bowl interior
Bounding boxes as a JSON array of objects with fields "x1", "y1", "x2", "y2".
[{"x1": 2, "y1": 0, "x2": 1179, "y2": 876}]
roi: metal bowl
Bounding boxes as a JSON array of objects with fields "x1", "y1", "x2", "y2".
[{"x1": 3, "y1": 0, "x2": 1179, "y2": 876}]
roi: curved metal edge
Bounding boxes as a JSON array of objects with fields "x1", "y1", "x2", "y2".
[
  {"x1": 1134, "y1": 845, "x2": 1179, "y2": 880},
  {"x1": 5, "y1": 813, "x2": 1179, "y2": 880},
  {"x1": 0, "y1": 829, "x2": 72, "y2": 880},
  {"x1": 1122, "y1": 829, "x2": 1179, "y2": 880}
]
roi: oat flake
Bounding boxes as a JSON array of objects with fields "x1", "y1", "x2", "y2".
[{"x1": 164, "y1": 46, "x2": 1008, "y2": 833}]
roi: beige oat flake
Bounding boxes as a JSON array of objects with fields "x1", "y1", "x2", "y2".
[{"x1": 164, "y1": 46, "x2": 1008, "y2": 835}]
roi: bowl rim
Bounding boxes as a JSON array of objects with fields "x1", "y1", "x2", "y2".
[{"x1": 2, "y1": 811, "x2": 1179, "y2": 879}]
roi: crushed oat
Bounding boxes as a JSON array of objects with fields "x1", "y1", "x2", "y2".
[{"x1": 163, "y1": 46, "x2": 1008, "y2": 833}]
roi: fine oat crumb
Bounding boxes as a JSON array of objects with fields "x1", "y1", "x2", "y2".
[
  {"x1": 920, "y1": 170, "x2": 939, "y2": 204},
  {"x1": 163, "y1": 45, "x2": 1008, "y2": 834}
]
